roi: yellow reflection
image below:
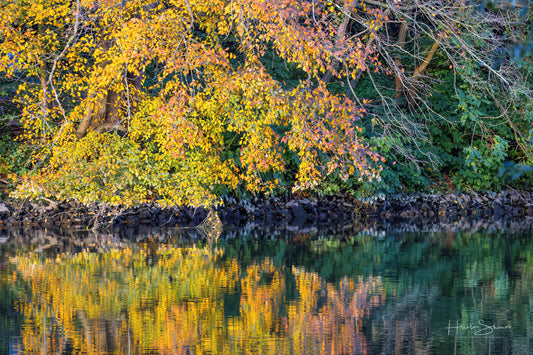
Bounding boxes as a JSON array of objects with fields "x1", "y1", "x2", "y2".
[{"x1": 11, "y1": 245, "x2": 383, "y2": 354}]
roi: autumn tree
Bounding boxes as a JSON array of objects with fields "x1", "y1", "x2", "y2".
[
  {"x1": 0, "y1": 0, "x2": 531, "y2": 205},
  {"x1": 1, "y1": 0, "x2": 387, "y2": 206}
]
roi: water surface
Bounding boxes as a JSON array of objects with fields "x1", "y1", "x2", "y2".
[{"x1": 1, "y1": 222, "x2": 532, "y2": 354}]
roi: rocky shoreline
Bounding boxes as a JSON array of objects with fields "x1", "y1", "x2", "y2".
[{"x1": 0, "y1": 190, "x2": 532, "y2": 233}]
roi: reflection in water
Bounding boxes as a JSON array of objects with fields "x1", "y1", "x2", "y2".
[
  {"x1": 6, "y1": 246, "x2": 382, "y2": 354},
  {"x1": 0, "y1": 225, "x2": 532, "y2": 354}
]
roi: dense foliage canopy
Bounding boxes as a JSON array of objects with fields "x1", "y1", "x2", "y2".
[{"x1": 0, "y1": 0, "x2": 531, "y2": 206}]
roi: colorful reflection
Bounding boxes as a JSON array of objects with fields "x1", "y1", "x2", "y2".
[{"x1": 9, "y1": 245, "x2": 383, "y2": 354}]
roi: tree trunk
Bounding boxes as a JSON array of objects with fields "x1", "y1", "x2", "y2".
[
  {"x1": 76, "y1": 32, "x2": 128, "y2": 138},
  {"x1": 394, "y1": 21, "x2": 408, "y2": 99},
  {"x1": 345, "y1": 9, "x2": 390, "y2": 99},
  {"x1": 392, "y1": 18, "x2": 441, "y2": 109},
  {"x1": 75, "y1": 0, "x2": 146, "y2": 139},
  {"x1": 76, "y1": 89, "x2": 122, "y2": 138},
  {"x1": 321, "y1": 5, "x2": 353, "y2": 85},
  {"x1": 405, "y1": 36, "x2": 441, "y2": 108}
]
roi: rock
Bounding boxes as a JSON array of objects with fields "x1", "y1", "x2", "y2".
[
  {"x1": 290, "y1": 203, "x2": 309, "y2": 223},
  {"x1": 125, "y1": 216, "x2": 139, "y2": 226},
  {"x1": 286, "y1": 200, "x2": 299, "y2": 208},
  {"x1": 138, "y1": 208, "x2": 151, "y2": 220},
  {"x1": 299, "y1": 198, "x2": 311, "y2": 205},
  {"x1": 328, "y1": 211, "x2": 339, "y2": 221},
  {"x1": 0, "y1": 203, "x2": 10, "y2": 217},
  {"x1": 277, "y1": 208, "x2": 291, "y2": 221},
  {"x1": 6, "y1": 216, "x2": 17, "y2": 226}
]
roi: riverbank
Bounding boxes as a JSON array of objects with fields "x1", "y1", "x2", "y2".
[{"x1": 1, "y1": 190, "x2": 532, "y2": 232}]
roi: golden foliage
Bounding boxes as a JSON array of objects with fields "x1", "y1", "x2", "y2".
[{"x1": 1, "y1": 0, "x2": 383, "y2": 206}]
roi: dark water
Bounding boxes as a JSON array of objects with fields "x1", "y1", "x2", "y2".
[{"x1": 1, "y1": 221, "x2": 532, "y2": 354}]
